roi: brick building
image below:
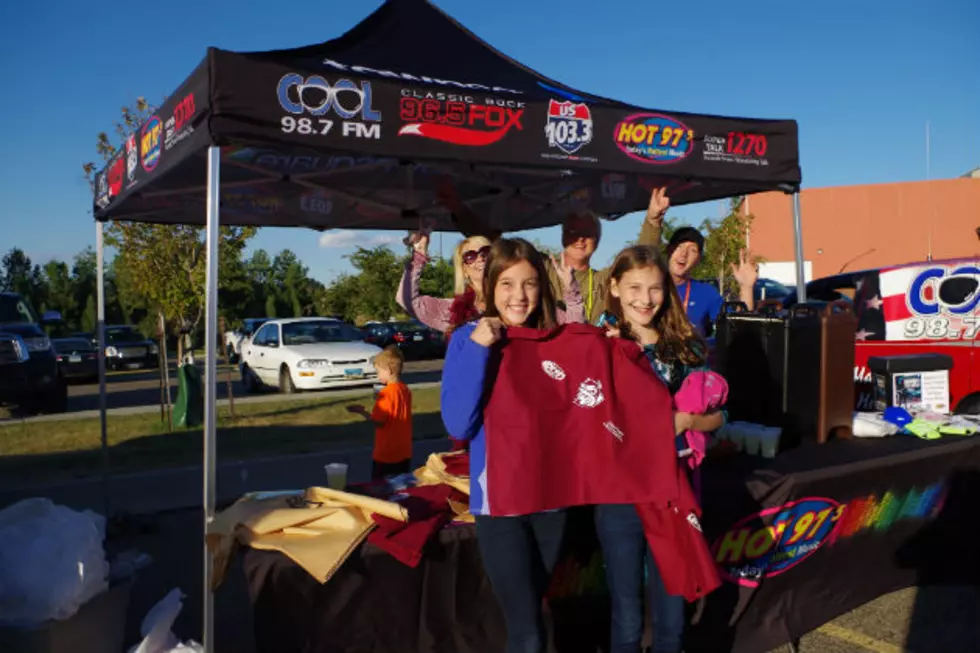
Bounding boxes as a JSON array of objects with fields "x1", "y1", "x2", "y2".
[{"x1": 744, "y1": 171, "x2": 980, "y2": 282}]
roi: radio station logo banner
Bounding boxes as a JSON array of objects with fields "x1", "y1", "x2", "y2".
[
  {"x1": 703, "y1": 131, "x2": 770, "y2": 167},
  {"x1": 614, "y1": 113, "x2": 693, "y2": 165},
  {"x1": 276, "y1": 74, "x2": 382, "y2": 140},
  {"x1": 397, "y1": 89, "x2": 524, "y2": 147},
  {"x1": 713, "y1": 482, "x2": 947, "y2": 586},
  {"x1": 141, "y1": 115, "x2": 163, "y2": 172},
  {"x1": 544, "y1": 99, "x2": 593, "y2": 156}
]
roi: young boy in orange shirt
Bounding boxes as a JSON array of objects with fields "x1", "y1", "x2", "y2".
[{"x1": 347, "y1": 346, "x2": 413, "y2": 480}]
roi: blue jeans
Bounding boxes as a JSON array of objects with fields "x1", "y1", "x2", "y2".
[
  {"x1": 595, "y1": 504, "x2": 685, "y2": 653},
  {"x1": 475, "y1": 511, "x2": 567, "y2": 653}
]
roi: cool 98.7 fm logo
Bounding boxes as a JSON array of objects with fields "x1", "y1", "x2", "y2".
[{"x1": 276, "y1": 74, "x2": 382, "y2": 140}]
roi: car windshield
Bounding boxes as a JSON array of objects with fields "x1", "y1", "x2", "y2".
[
  {"x1": 392, "y1": 322, "x2": 426, "y2": 333},
  {"x1": 105, "y1": 328, "x2": 145, "y2": 344},
  {"x1": 281, "y1": 321, "x2": 356, "y2": 346},
  {"x1": 54, "y1": 339, "x2": 95, "y2": 353},
  {"x1": 0, "y1": 294, "x2": 39, "y2": 324}
]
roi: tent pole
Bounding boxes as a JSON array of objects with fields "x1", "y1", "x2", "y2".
[
  {"x1": 96, "y1": 221, "x2": 109, "y2": 518},
  {"x1": 791, "y1": 192, "x2": 807, "y2": 303},
  {"x1": 203, "y1": 145, "x2": 220, "y2": 653}
]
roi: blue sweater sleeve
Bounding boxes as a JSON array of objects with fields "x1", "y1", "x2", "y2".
[{"x1": 440, "y1": 323, "x2": 491, "y2": 441}]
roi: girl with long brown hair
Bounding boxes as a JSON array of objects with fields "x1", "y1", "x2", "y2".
[
  {"x1": 440, "y1": 238, "x2": 577, "y2": 653},
  {"x1": 595, "y1": 245, "x2": 724, "y2": 653}
]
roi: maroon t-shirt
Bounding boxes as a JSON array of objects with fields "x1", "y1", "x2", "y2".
[{"x1": 483, "y1": 323, "x2": 679, "y2": 514}]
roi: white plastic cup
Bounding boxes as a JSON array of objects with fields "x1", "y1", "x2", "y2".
[
  {"x1": 325, "y1": 463, "x2": 348, "y2": 490},
  {"x1": 760, "y1": 427, "x2": 782, "y2": 459},
  {"x1": 743, "y1": 425, "x2": 762, "y2": 456}
]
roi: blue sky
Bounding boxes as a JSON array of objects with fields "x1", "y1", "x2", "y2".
[{"x1": 0, "y1": 0, "x2": 977, "y2": 283}]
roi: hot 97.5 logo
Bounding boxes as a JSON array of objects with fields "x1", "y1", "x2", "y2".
[
  {"x1": 276, "y1": 73, "x2": 382, "y2": 140},
  {"x1": 397, "y1": 89, "x2": 524, "y2": 147}
]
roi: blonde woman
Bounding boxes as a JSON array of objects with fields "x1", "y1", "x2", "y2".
[{"x1": 396, "y1": 232, "x2": 583, "y2": 334}]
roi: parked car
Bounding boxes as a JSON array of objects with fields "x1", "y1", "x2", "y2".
[
  {"x1": 778, "y1": 257, "x2": 980, "y2": 413},
  {"x1": 702, "y1": 277, "x2": 792, "y2": 304},
  {"x1": 52, "y1": 337, "x2": 99, "y2": 382},
  {"x1": 363, "y1": 321, "x2": 445, "y2": 359},
  {"x1": 239, "y1": 317, "x2": 382, "y2": 393},
  {"x1": 228, "y1": 317, "x2": 271, "y2": 362},
  {"x1": 0, "y1": 291, "x2": 67, "y2": 414},
  {"x1": 103, "y1": 325, "x2": 159, "y2": 370}
]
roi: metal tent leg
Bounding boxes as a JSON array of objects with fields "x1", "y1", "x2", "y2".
[
  {"x1": 96, "y1": 221, "x2": 109, "y2": 518},
  {"x1": 203, "y1": 145, "x2": 220, "y2": 653},
  {"x1": 791, "y1": 192, "x2": 807, "y2": 303}
]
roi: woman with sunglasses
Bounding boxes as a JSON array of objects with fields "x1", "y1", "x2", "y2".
[
  {"x1": 396, "y1": 232, "x2": 582, "y2": 335},
  {"x1": 440, "y1": 184, "x2": 671, "y2": 324}
]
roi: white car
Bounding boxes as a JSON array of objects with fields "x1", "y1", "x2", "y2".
[{"x1": 239, "y1": 318, "x2": 382, "y2": 393}]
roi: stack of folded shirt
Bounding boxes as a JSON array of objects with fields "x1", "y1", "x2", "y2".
[
  {"x1": 368, "y1": 484, "x2": 469, "y2": 567},
  {"x1": 207, "y1": 487, "x2": 408, "y2": 588}
]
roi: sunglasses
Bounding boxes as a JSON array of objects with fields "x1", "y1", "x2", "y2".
[{"x1": 462, "y1": 246, "x2": 491, "y2": 265}]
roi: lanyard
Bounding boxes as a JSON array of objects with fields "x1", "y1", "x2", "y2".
[
  {"x1": 682, "y1": 281, "x2": 692, "y2": 312},
  {"x1": 585, "y1": 268, "x2": 594, "y2": 319}
]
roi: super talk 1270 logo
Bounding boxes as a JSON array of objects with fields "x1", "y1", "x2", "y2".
[{"x1": 277, "y1": 74, "x2": 382, "y2": 139}]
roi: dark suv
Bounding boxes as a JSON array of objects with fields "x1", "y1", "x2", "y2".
[{"x1": 0, "y1": 292, "x2": 68, "y2": 414}]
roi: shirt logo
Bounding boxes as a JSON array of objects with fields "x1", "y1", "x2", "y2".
[
  {"x1": 687, "y1": 512, "x2": 702, "y2": 532},
  {"x1": 541, "y1": 360, "x2": 567, "y2": 381},
  {"x1": 573, "y1": 379, "x2": 604, "y2": 408},
  {"x1": 603, "y1": 421, "x2": 624, "y2": 442}
]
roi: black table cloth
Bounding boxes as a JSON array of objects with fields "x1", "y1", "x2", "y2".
[{"x1": 243, "y1": 436, "x2": 980, "y2": 653}]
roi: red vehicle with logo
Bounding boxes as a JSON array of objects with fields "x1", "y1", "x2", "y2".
[{"x1": 782, "y1": 258, "x2": 980, "y2": 414}]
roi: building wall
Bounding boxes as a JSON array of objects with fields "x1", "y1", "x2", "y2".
[{"x1": 745, "y1": 178, "x2": 980, "y2": 279}]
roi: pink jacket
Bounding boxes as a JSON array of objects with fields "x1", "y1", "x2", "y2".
[
  {"x1": 395, "y1": 250, "x2": 585, "y2": 332},
  {"x1": 673, "y1": 370, "x2": 729, "y2": 469}
]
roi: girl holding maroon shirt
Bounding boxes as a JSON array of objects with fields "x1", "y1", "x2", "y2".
[
  {"x1": 596, "y1": 245, "x2": 725, "y2": 653},
  {"x1": 440, "y1": 238, "x2": 580, "y2": 653}
]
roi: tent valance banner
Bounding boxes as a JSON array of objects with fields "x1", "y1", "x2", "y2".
[{"x1": 92, "y1": 0, "x2": 801, "y2": 233}]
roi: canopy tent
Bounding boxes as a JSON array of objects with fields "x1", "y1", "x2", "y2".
[{"x1": 89, "y1": 1, "x2": 805, "y2": 650}]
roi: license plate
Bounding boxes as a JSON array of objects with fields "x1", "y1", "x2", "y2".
[
  {"x1": 344, "y1": 368, "x2": 364, "y2": 379},
  {"x1": 69, "y1": 355, "x2": 82, "y2": 363},
  {"x1": 413, "y1": 334, "x2": 423, "y2": 341}
]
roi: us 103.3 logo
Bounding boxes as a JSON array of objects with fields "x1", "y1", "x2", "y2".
[
  {"x1": 544, "y1": 100, "x2": 593, "y2": 156},
  {"x1": 277, "y1": 74, "x2": 382, "y2": 140}
]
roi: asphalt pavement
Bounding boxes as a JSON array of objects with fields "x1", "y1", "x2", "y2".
[{"x1": 0, "y1": 359, "x2": 445, "y2": 423}]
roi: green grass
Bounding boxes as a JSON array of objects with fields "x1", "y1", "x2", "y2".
[{"x1": 0, "y1": 387, "x2": 445, "y2": 487}]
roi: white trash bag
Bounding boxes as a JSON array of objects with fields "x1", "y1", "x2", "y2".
[
  {"x1": 130, "y1": 589, "x2": 202, "y2": 653},
  {"x1": 0, "y1": 497, "x2": 109, "y2": 626}
]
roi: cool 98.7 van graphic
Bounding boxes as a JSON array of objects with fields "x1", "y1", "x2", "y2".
[{"x1": 849, "y1": 258, "x2": 980, "y2": 413}]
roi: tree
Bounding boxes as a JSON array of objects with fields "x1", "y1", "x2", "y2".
[
  {"x1": 346, "y1": 246, "x2": 404, "y2": 321},
  {"x1": 1, "y1": 248, "x2": 47, "y2": 312},
  {"x1": 690, "y1": 197, "x2": 757, "y2": 294},
  {"x1": 316, "y1": 274, "x2": 361, "y2": 322},
  {"x1": 43, "y1": 261, "x2": 77, "y2": 324},
  {"x1": 419, "y1": 256, "x2": 453, "y2": 299},
  {"x1": 83, "y1": 99, "x2": 257, "y2": 339}
]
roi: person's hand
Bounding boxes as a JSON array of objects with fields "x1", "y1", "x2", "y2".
[
  {"x1": 674, "y1": 411, "x2": 694, "y2": 435},
  {"x1": 732, "y1": 250, "x2": 758, "y2": 290},
  {"x1": 550, "y1": 252, "x2": 572, "y2": 289},
  {"x1": 412, "y1": 232, "x2": 430, "y2": 256},
  {"x1": 646, "y1": 187, "x2": 670, "y2": 227},
  {"x1": 470, "y1": 317, "x2": 505, "y2": 347},
  {"x1": 603, "y1": 325, "x2": 622, "y2": 339}
]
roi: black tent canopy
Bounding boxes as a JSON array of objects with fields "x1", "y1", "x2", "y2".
[
  {"x1": 93, "y1": 0, "x2": 800, "y2": 232},
  {"x1": 90, "y1": 2, "x2": 805, "y2": 650}
]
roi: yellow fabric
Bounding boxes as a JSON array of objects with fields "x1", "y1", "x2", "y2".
[
  {"x1": 207, "y1": 487, "x2": 408, "y2": 589},
  {"x1": 413, "y1": 451, "x2": 470, "y2": 495}
]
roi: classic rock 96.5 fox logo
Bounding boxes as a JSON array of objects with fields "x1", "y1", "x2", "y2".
[
  {"x1": 277, "y1": 74, "x2": 382, "y2": 140},
  {"x1": 397, "y1": 89, "x2": 524, "y2": 147}
]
